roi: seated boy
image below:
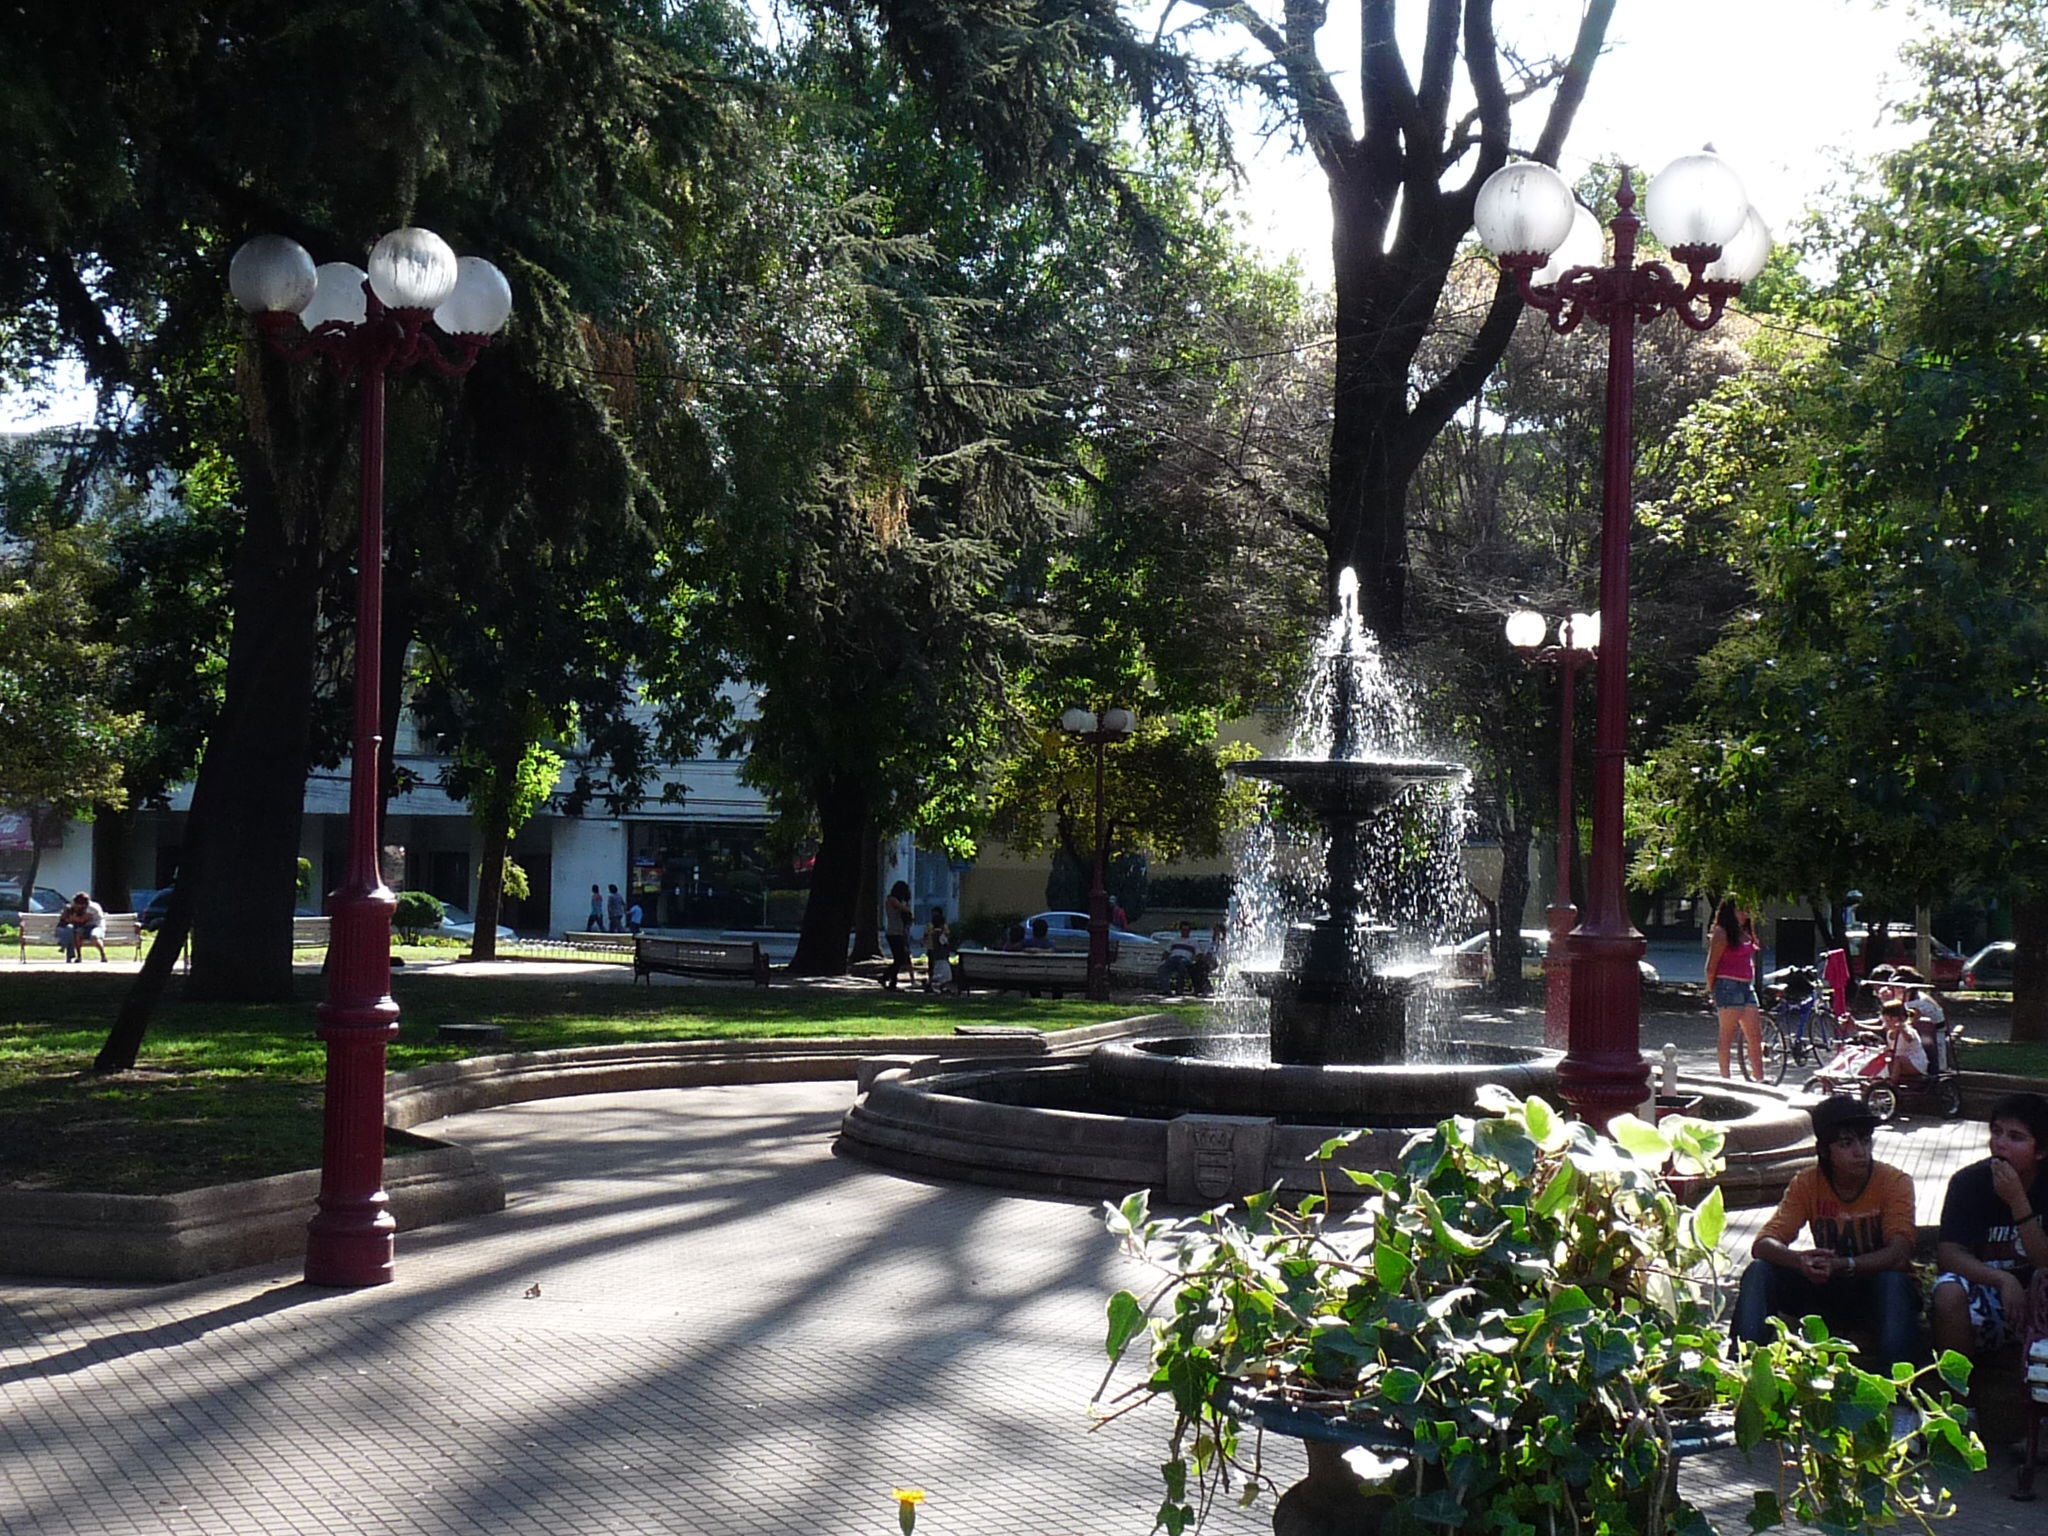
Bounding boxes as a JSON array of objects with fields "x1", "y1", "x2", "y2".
[
  {"x1": 1733, "y1": 1095, "x2": 1919, "y2": 1374},
  {"x1": 1932, "y1": 1092, "x2": 2048, "y2": 1363}
]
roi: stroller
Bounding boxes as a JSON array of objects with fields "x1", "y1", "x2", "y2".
[{"x1": 1801, "y1": 1008, "x2": 1965, "y2": 1121}]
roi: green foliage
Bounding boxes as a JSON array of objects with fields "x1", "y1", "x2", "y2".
[
  {"x1": 498, "y1": 859, "x2": 531, "y2": 904},
  {"x1": 987, "y1": 719, "x2": 1262, "y2": 870},
  {"x1": 0, "y1": 480, "x2": 142, "y2": 829},
  {"x1": 1100, "y1": 1092, "x2": 1981, "y2": 1534},
  {"x1": 1143, "y1": 875, "x2": 1232, "y2": 911},
  {"x1": 392, "y1": 891, "x2": 445, "y2": 943},
  {"x1": 1635, "y1": 0, "x2": 2048, "y2": 920}
]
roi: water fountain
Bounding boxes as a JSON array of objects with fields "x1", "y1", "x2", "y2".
[{"x1": 836, "y1": 571, "x2": 1807, "y2": 1206}]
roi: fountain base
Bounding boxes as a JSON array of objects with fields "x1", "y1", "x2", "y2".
[{"x1": 835, "y1": 1026, "x2": 1812, "y2": 1209}]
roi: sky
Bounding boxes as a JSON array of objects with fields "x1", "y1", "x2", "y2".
[
  {"x1": 2, "y1": 0, "x2": 1928, "y2": 432},
  {"x1": 1231, "y1": 0, "x2": 1925, "y2": 280}
]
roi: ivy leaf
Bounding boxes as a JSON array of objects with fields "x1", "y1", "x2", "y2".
[
  {"x1": 1692, "y1": 1184, "x2": 1726, "y2": 1250},
  {"x1": 1106, "y1": 1289, "x2": 1146, "y2": 1359},
  {"x1": 1608, "y1": 1113, "x2": 1671, "y2": 1164},
  {"x1": 1523, "y1": 1094, "x2": 1567, "y2": 1150},
  {"x1": 1473, "y1": 1117, "x2": 1539, "y2": 1177},
  {"x1": 1409, "y1": 1489, "x2": 1470, "y2": 1527},
  {"x1": 1374, "y1": 1243, "x2": 1413, "y2": 1292},
  {"x1": 1544, "y1": 1285, "x2": 1594, "y2": 1328},
  {"x1": 1935, "y1": 1348, "x2": 1973, "y2": 1395},
  {"x1": 1380, "y1": 1366, "x2": 1425, "y2": 1404},
  {"x1": 1532, "y1": 1162, "x2": 1577, "y2": 1218},
  {"x1": 1106, "y1": 1190, "x2": 1149, "y2": 1237}
]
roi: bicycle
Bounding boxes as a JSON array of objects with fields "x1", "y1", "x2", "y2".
[{"x1": 1763, "y1": 964, "x2": 1840, "y2": 1071}]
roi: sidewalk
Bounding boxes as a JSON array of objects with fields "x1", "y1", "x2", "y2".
[{"x1": 0, "y1": 1018, "x2": 2038, "y2": 1533}]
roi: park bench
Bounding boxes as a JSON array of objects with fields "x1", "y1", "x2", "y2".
[
  {"x1": 14, "y1": 910, "x2": 143, "y2": 962},
  {"x1": 951, "y1": 949, "x2": 1094, "y2": 997},
  {"x1": 292, "y1": 915, "x2": 331, "y2": 949},
  {"x1": 633, "y1": 933, "x2": 771, "y2": 987}
]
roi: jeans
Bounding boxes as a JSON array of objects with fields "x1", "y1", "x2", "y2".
[{"x1": 1732, "y1": 1258, "x2": 1921, "y2": 1373}]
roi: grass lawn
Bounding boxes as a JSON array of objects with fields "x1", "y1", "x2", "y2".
[
  {"x1": 0, "y1": 966, "x2": 1190, "y2": 1196},
  {"x1": 1962, "y1": 1037, "x2": 2048, "y2": 1077}
]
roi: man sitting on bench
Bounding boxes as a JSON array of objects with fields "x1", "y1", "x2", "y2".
[
  {"x1": 1732, "y1": 1096, "x2": 1919, "y2": 1375},
  {"x1": 1932, "y1": 1093, "x2": 2048, "y2": 1368}
]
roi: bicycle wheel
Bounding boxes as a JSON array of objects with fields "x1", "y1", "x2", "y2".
[
  {"x1": 1740, "y1": 1019, "x2": 1787, "y2": 1086},
  {"x1": 1865, "y1": 1085, "x2": 1898, "y2": 1122},
  {"x1": 1798, "y1": 1008, "x2": 1837, "y2": 1070},
  {"x1": 1937, "y1": 1078, "x2": 1964, "y2": 1119}
]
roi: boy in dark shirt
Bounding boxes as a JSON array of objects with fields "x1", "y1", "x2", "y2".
[{"x1": 1932, "y1": 1092, "x2": 2048, "y2": 1357}]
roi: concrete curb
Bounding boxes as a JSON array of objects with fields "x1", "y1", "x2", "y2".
[
  {"x1": 0, "y1": 1018, "x2": 1167, "y2": 1285},
  {"x1": 0, "y1": 1140, "x2": 501, "y2": 1283}
]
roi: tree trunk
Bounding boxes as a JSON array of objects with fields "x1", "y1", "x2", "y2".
[
  {"x1": 94, "y1": 884, "x2": 194, "y2": 1073},
  {"x1": 849, "y1": 831, "x2": 881, "y2": 963},
  {"x1": 91, "y1": 805, "x2": 135, "y2": 910},
  {"x1": 183, "y1": 501, "x2": 323, "y2": 1001},
  {"x1": 1492, "y1": 822, "x2": 1535, "y2": 1004},
  {"x1": 788, "y1": 775, "x2": 868, "y2": 976},
  {"x1": 471, "y1": 820, "x2": 508, "y2": 961},
  {"x1": 2013, "y1": 893, "x2": 2048, "y2": 1044},
  {"x1": 1327, "y1": 179, "x2": 1421, "y2": 643}
]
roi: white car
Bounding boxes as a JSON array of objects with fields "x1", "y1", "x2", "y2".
[
  {"x1": 1020, "y1": 910, "x2": 1162, "y2": 952},
  {"x1": 1437, "y1": 928, "x2": 1662, "y2": 985},
  {"x1": 435, "y1": 904, "x2": 515, "y2": 942}
]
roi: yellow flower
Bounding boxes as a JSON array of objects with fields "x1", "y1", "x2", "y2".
[{"x1": 891, "y1": 1487, "x2": 926, "y2": 1534}]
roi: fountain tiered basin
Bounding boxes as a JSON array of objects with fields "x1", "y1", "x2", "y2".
[{"x1": 835, "y1": 568, "x2": 1810, "y2": 1207}]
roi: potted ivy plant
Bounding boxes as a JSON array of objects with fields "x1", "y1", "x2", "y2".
[{"x1": 1097, "y1": 1089, "x2": 1984, "y2": 1536}]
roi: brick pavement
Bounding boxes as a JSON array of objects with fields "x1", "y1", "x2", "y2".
[{"x1": 2, "y1": 1022, "x2": 2041, "y2": 1534}]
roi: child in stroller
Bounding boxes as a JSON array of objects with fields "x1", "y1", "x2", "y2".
[{"x1": 1804, "y1": 985, "x2": 1965, "y2": 1121}]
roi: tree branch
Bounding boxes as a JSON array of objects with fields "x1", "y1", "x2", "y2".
[
  {"x1": 1530, "y1": 0, "x2": 1616, "y2": 167},
  {"x1": 1408, "y1": 268, "x2": 1524, "y2": 448}
]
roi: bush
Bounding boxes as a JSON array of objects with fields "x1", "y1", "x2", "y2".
[
  {"x1": 1101, "y1": 1092, "x2": 1984, "y2": 1535},
  {"x1": 1144, "y1": 874, "x2": 1232, "y2": 911},
  {"x1": 1044, "y1": 851, "x2": 1148, "y2": 921},
  {"x1": 959, "y1": 910, "x2": 1024, "y2": 948},
  {"x1": 393, "y1": 890, "x2": 445, "y2": 942}
]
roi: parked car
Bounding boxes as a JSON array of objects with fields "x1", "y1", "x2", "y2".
[
  {"x1": 1845, "y1": 928, "x2": 1964, "y2": 988},
  {"x1": 435, "y1": 903, "x2": 515, "y2": 942},
  {"x1": 0, "y1": 884, "x2": 68, "y2": 915},
  {"x1": 138, "y1": 886, "x2": 175, "y2": 931},
  {"x1": 1960, "y1": 940, "x2": 2015, "y2": 992},
  {"x1": 1020, "y1": 910, "x2": 1161, "y2": 952},
  {"x1": 1435, "y1": 928, "x2": 1662, "y2": 985}
]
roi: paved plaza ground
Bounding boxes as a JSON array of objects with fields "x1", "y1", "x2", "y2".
[{"x1": 2, "y1": 972, "x2": 2041, "y2": 1534}]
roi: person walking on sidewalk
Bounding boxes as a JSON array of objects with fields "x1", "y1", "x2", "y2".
[
  {"x1": 1732, "y1": 1096, "x2": 1920, "y2": 1374},
  {"x1": 882, "y1": 881, "x2": 915, "y2": 991},
  {"x1": 586, "y1": 885, "x2": 604, "y2": 932}
]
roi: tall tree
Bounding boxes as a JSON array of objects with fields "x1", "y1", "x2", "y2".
[
  {"x1": 4, "y1": 2, "x2": 756, "y2": 1049},
  {"x1": 0, "y1": 455, "x2": 142, "y2": 899},
  {"x1": 861, "y1": 0, "x2": 1617, "y2": 636},
  {"x1": 1638, "y1": 0, "x2": 2048, "y2": 1040}
]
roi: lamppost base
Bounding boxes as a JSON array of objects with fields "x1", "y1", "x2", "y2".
[
  {"x1": 1559, "y1": 925, "x2": 1650, "y2": 1131},
  {"x1": 304, "y1": 1212, "x2": 398, "y2": 1288}
]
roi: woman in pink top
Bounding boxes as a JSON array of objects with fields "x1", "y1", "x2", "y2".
[{"x1": 1706, "y1": 895, "x2": 1764, "y2": 1079}]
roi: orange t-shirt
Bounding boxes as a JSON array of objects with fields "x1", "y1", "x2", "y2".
[{"x1": 1758, "y1": 1163, "x2": 1915, "y2": 1257}]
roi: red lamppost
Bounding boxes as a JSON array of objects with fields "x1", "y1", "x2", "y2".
[
  {"x1": 1476, "y1": 157, "x2": 1770, "y2": 1129},
  {"x1": 230, "y1": 230, "x2": 512, "y2": 1286},
  {"x1": 1506, "y1": 608, "x2": 1599, "y2": 1049},
  {"x1": 1058, "y1": 706, "x2": 1136, "y2": 1001}
]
